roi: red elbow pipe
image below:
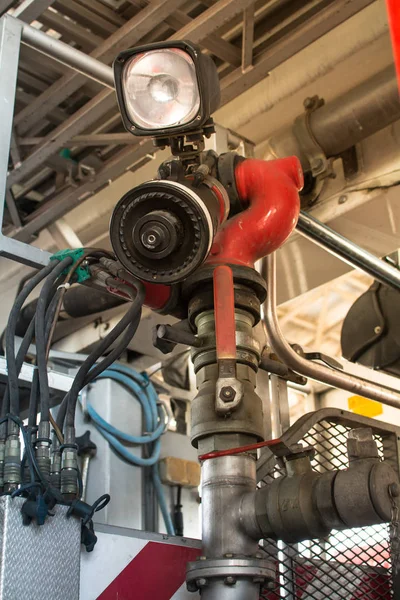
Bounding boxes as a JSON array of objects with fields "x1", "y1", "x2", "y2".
[{"x1": 206, "y1": 157, "x2": 303, "y2": 268}]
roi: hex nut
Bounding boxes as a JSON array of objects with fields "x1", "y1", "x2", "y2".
[
  {"x1": 224, "y1": 576, "x2": 236, "y2": 586},
  {"x1": 196, "y1": 578, "x2": 207, "y2": 588},
  {"x1": 219, "y1": 386, "x2": 236, "y2": 402}
]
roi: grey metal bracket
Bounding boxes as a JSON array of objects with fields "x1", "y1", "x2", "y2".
[{"x1": 293, "y1": 95, "x2": 334, "y2": 180}]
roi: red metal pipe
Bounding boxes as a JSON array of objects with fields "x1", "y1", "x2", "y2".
[
  {"x1": 386, "y1": 0, "x2": 400, "y2": 94},
  {"x1": 207, "y1": 157, "x2": 303, "y2": 268},
  {"x1": 213, "y1": 265, "x2": 236, "y2": 360}
]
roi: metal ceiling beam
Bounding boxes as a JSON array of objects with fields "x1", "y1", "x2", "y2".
[
  {"x1": 165, "y1": 10, "x2": 241, "y2": 65},
  {"x1": 13, "y1": 140, "x2": 156, "y2": 242},
  {"x1": 39, "y1": 9, "x2": 104, "y2": 51},
  {"x1": 168, "y1": 0, "x2": 255, "y2": 44},
  {"x1": 220, "y1": 0, "x2": 377, "y2": 105},
  {"x1": 242, "y1": 3, "x2": 254, "y2": 72},
  {"x1": 0, "y1": 0, "x2": 17, "y2": 16},
  {"x1": 10, "y1": 0, "x2": 251, "y2": 186},
  {"x1": 19, "y1": 133, "x2": 137, "y2": 146},
  {"x1": 7, "y1": 0, "x2": 380, "y2": 243},
  {"x1": 52, "y1": 0, "x2": 118, "y2": 37},
  {"x1": 8, "y1": 88, "x2": 117, "y2": 187},
  {"x1": 13, "y1": 0, "x2": 56, "y2": 23},
  {"x1": 14, "y1": 0, "x2": 187, "y2": 136}
]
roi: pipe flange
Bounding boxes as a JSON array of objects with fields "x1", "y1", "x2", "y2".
[{"x1": 186, "y1": 557, "x2": 275, "y2": 591}]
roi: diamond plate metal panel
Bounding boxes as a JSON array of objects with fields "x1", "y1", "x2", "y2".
[{"x1": 0, "y1": 496, "x2": 81, "y2": 600}]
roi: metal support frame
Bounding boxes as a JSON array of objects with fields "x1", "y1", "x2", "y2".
[
  {"x1": 296, "y1": 210, "x2": 400, "y2": 292},
  {"x1": 0, "y1": 15, "x2": 50, "y2": 267},
  {"x1": 262, "y1": 253, "x2": 400, "y2": 409},
  {"x1": 13, "y1": 0, "x2": 56, "y2": 23},
  {"x1": 0, "y1": 0, "x2": 377, "y2": 253}
]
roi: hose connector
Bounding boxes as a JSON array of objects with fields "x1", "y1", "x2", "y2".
[
  {"x1": 35, "y1": 421, "x2": 52, "y2": 482},
  {"x1": 60, "y1": 426, "x2": 78, "y2": 499}
]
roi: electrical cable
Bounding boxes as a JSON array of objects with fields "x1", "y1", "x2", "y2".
[
  {"x1": 55, "y1": 314, "x2": 140, "y2": 433},
  {"x1": 4, "y1": 260, "x2": 58, "y2": 420},
  {"x1": 63, "y1": 280, "x2": 145, "y2": 430},
  {"x1": 35, "y1": 257, "x2": 73, "y2": 423},
  {"x1": 28, "y1": 288, "x2": 65, "y2": 430}
]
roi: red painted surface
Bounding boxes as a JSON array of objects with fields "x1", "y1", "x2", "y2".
[
  {"x1": 213, "y1": 265, "x2": 236, "y2": 360},
  {"x1": 98, "y1": 541, "x2": 201, "y2": 600},
  {"x1": 107, "y1": 280, "x2": 171, "y2": 311},
  {"x1": 206, "y1": 157, "x2": 303, "y2": 268},
  {"x1": 386, "y1": 0, "x2": 400, "y2": 93},
  {"x1": 142, "y1": 280, "x2": 171, "y2": 311}
]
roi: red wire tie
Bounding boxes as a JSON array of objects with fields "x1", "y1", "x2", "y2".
[{"x1": 198, "y1": 438, "x2": 283, "y2": 462}]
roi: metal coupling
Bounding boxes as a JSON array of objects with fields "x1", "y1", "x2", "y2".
[
  {"x1": 4, "y1": 435, "x2": 21, "y2": 493},
  {"x1": 60, "y1": 427, "x2": 78, "y2": 498},
  {"x1": 186, "y1": 556, "x2": 275, "y2": 598},
  {"x1": 0, "y1": 439, "x2": 5, "y2": 491},
  {"x1": 35, "y1": 421, "x2": 52, "y2": 482},
  {"x1": 51, "y1": 437, "x2": 62, "y2": 490}
]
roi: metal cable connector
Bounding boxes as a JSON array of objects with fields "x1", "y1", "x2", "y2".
[
  {"x1": 60, "y1": 427, "x2": 78, "y2": 498},
  {"x1": 35, "y1": 421, "x2": 52, "y2": 482},
  {"x1": 51, "y1": 435, "x2": 61, "y2": 490},
  {"x1": 0, "y1": 440, "x2": 6, "y2": 491},
  {"x1": 4, "y1": 434, "x2": 21, "y2": 493}
]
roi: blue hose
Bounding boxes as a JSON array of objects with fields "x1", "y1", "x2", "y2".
[{"x1": 79, "y1": 365, "x2": 175, "y2": 535}]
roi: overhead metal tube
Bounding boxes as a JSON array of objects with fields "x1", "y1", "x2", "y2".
[
  {"x1": 310, "y1": 66, "x2": 400, "y2": 156},
  {"x1": 18, "y1": 17, "x2": 114, "y2": 89},
  {"x1": 266, "y1": 66, "x2": 400, "y2": 166},
  {"x1": 262, "y1": 253, "x2": 400, "y2": 409},
  {"x1": 296, "y1": 211, "x2": 400, "y2": 292}
]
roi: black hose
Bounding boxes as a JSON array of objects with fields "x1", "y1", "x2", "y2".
[
  {"x1": 5, "y1": 260, "x2": 58, "y2": 419},
  {"x1": 64, "y1": 281, "x2": 145, "y2": 429},
  {"x1": 27, "y1": 288, "x2": 65, "y2": 429},
  {"x1": 55, "y1": 312, "x2": 141, "y2": 432},
  {"x1": 35, "y1": 258, "x2": 72, "y2": 423}
]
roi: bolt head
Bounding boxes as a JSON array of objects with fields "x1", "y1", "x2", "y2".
[
  {"x1": 267, "y1": 581, "x2": 275, "y2": 590},
  {"x1": 224, "y1": 553, "x2": 234, "y2": 558},
  {"x1": 390, "y1": 482, "x2": 400, "y2": 497},
  {"x1": 186, "y1": 581, "x2": 198, "y2": 593},
  {"x1": 224, "y1": 576, "x2": 236, "y2": 586},
  {"x1": 219, "y1": 386, "x2": 236, "y2": 402},
  {"x1": 196, "y1": 578, "x2": 207, "y2": 588}
]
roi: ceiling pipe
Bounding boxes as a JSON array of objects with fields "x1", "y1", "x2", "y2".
[{"x1": 264, "y1": 66, "x2": 400, "y2": 169}]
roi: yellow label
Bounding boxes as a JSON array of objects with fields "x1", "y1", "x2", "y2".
[{"x1": 348, "y1": 395, "x2": 383, "y2": 418}]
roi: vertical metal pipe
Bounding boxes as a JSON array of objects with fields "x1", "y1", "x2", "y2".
[
  {"x1": 0, "y1": 15, "x2": 50, "y2": 268},
  {"x1": 200, "y1": 454, "x2": 260, "y2": 600},
  {"x1": 296, "y1": 211, "x2": 400, "y2": 292}
]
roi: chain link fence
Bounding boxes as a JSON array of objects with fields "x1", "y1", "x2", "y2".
[{"x1": 258, "y1": 418, "x2": 394, "y2": 599}]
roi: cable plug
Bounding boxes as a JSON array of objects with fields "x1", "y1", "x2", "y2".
[
  {"x1": 20, "y1": 493, "x2": 51, "y2": 526},
  {"x1": 81, "y1": 520, "x2": 97, "y2": 552}
]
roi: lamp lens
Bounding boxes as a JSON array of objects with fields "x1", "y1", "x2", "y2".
[{"x1": 122, "y1": 48, "x2": 201, "y2": 130}]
